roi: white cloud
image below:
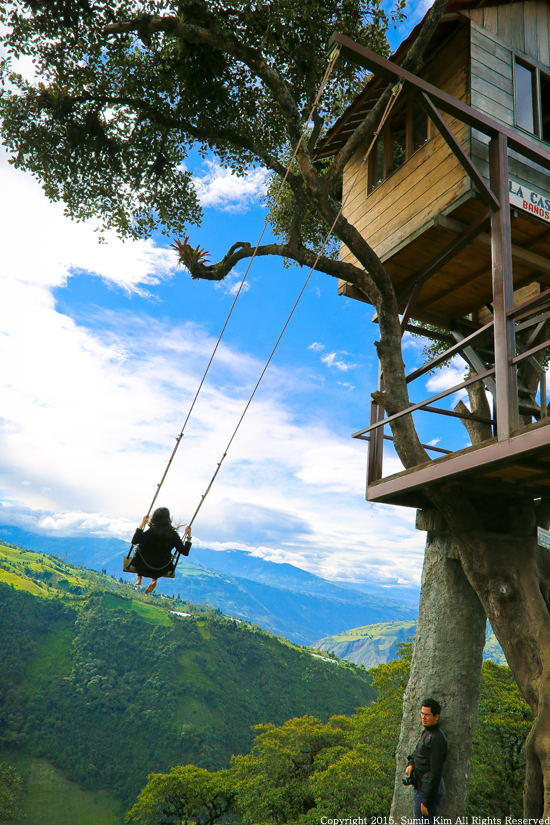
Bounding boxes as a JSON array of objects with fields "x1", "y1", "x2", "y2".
[
  {"x1": 193, "y1": 160, "x2": 268, "y2": 212},
  {"x1": 215, "y1": 271, "x2": 251, "y2": 296},
  {"x1": 402, "y1": 331, "x2": 424, "y2": 352},
  {"x1": 308, "y1": 342, "x2": 325, "y2": 352},
  {"x1": 0, "y1": 144, "x2": 426, "y2": 588},
  {"x1": 0, "y1": 151, "x2": 176, "y2": 296},
  {"x1": 425, "y1": 357, "x2": 467, "y2": 393},
  {"x1": 321, "y1": 351, "x2": 361, "y2": 372}
]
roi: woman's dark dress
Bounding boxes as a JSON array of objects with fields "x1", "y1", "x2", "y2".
[{"x1": 131, "y1": 526, "x2": 185, "y2": 578}]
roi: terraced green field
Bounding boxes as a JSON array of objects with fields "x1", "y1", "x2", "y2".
[{"x1": 1, "y1": 752, "x2": 123, "y2": 825}]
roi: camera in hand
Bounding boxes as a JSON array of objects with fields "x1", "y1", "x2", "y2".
[{"x1": 402, "y1": 775, "x2": 415, "y2": 786}]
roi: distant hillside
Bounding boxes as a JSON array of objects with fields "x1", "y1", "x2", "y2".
[
  {"x1": 313, "y1": 621, "x2": 506, "y2": 668},
  {"x1": 0, "y1": 526, "x2": 417, "y2": 644},
  {"x1": 0, "y1": 542, "x2": 375, "y2": 824}
]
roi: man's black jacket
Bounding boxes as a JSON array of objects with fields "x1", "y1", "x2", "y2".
[{"x1": 407, "y1": 723, "x2": 447, "y2": 805}]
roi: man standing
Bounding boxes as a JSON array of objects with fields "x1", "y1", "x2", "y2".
[{"x1": 404, "y1": 698, "x2": 447, "y2": 824}]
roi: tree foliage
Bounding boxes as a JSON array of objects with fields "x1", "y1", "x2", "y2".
[
  {"x1": 0, "y1": 762, "x2": 22, "y2": 822},
  {"x1": 125, "y1": 765, "x2": 235, "y2": 825},
  {"x1": 128, "y1": 645, "x2": 412, "y2": 824},
  {"x1": 127, "y1": 646, "x2": 534, "y2": 825},
  {"x1": 468, "y1": 661, "x2": 534, "y2": 817},
  {"x1": 0, "y1": 0, "x2": 400, "y2": 242},
  {"x1": 0, "y1": 582, "x2": 373, "y2": 807}
]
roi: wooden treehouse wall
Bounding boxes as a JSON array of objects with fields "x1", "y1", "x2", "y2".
[
  {"x1": 464, "y1": 5, "x2": 550, "y2": 206},
  {"x1": 465, "y1": 0, "x2": 550, "y2": 64},
  {"x1": 340, "y1": 4, "x2": 550, "y2": 283},
  {"x1": 340, "y1": 26, "x2": 472, "y2": 268}
]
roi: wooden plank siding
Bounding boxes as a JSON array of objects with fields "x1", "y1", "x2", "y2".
[
  {"x1": 337, "y1": 1, "x2": 550, "y2": 317},
  {"x1": 339, "y1": 26, "x2": 471, "y2": 269},
  {"x1": 524, "y1": 0, "x2": 538, "y2": 59},
  {"x1": 469, "y1": 17, "x2": 550, "y2": 204},
  {"x1": 467, "y1": 0, "x2": 550, "y2": 63}
]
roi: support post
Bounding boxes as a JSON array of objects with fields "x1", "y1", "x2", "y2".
[
  {"x1": 490, "y1": 133, "x2": 519, "y2": 440},
  {"x1": 367, "y1": 366, "x2": 384, "y2": 484}
]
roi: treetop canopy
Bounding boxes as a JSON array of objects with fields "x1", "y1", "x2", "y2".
[{"x1": 0, "y1": 0, "x2": 400, "y2": 240}]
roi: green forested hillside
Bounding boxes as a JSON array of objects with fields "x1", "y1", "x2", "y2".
[
  {"x1": 0, "y1": 544, "x2": 375, "y2": 822},
  {"x1": 127, "y1": 647, "x2": 533, "y2": 824}
]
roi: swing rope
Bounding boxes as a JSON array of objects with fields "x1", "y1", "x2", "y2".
[
  {"x1": 139, "y1": 46, "x2": 343, "y2": 528},
  {"x1": 187, "y1": 80, "x2": 404, "y2": 530}
]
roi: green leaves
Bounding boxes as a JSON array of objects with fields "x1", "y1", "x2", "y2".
[
  {"x1": 0, "y1": 0, "x2": 396, "y2": 241},
  {"x1": 468, "y1": 661, "x2": 533, "y2": 817},
  {"x1": 126, "y1": 765, "x2": 235, "y2": 825},
  {"x1": 0, "y1": 763, "x2": 22, "y2": 823},
  {"x1": 127, "y1": 642, "x2": 534, "y2": 825}
]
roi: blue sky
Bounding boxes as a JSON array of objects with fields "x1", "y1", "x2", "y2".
[{"x1": 0, "y1": 0, "x2": 470, "y2": 594}]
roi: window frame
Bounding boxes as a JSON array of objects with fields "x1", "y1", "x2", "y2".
[
  {"x1": 512, "y1": 53, "x2": 550, "y2": 146},
  {"x1": 514, "y1": 56, "x2": 540, "y2": 137},
  {"x1": 367, "y1": 96, "x2": 429, "y2": 195}
]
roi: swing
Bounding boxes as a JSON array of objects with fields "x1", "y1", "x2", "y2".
[
  {"x1": 121, "y1": 45, "x2": 360, "y2": 585},
  {"x1": 123, "y1": 536, "x2": 192, "y2": 579}
]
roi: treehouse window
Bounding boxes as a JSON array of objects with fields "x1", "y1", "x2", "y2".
[
  {"x1": 368, "y1": 98, "x2": 428, "y2": 194},
  {"x1": 515, "y1": 60, "x2": 536, "y2": 134},
  {"x1": 514, "y1": 58, "x2": 550, "y2": 144},
  {"x1": 372, "y1": 132, "x2": 385, "y2": 189},
  {"x1": 388, "y1": 108, "x2": 407, "y2": 176},
  {"x1": 541, "y1": 72, "x2": 550, "y2": 142}
]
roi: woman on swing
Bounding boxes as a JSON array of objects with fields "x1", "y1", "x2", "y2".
[{"x1": 132, "y1": 507, "x2": 190, "y2": 593}]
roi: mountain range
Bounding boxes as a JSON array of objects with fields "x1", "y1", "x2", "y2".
[{"x1": 0, "y1": 526, "x2": 417, "y2": 645}]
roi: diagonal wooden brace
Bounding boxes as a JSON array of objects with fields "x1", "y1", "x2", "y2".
[{"x1": 417, "y1": 92, "x2": 500, "y2": 212}]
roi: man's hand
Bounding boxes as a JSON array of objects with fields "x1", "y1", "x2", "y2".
[
  {"x1": 140, "y1": 516, "x2": 148, "y2": 528},
  {"x1": 421, "y1": 804, "x2": 428, "y2": 816},
  {"x1": 405, "y1": 765, "x2": 413, "y2": 777}
]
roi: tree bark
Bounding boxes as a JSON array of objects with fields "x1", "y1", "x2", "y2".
[
  {"x1": 390, "y1": 522, "x2": 486, "y2": 821},
  {"x1": 453, "y1": 524, "x2": 550, "y2": 818}
]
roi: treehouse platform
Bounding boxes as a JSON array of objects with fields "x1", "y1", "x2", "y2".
[{"x1": 319, "y1": 0, "x2": 550, "y2": 508}]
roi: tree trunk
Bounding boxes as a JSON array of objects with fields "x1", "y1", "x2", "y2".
[
  {"x1": 390, "y1": 519, "x2": 486, "y2": 822},
  {"x1": 419, "y1": 489, "x2": 550, "y2": 818},
  {"x1": 452, "y1": 524, "x2": 550, "y2": 817}
]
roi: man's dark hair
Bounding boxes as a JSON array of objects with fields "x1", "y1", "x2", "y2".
[{"x1": 421, "y1": 698, "x2": 441, "y2": 717}]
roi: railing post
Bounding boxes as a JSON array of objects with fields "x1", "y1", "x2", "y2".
[
  {"x1": 367, "y1": 366, "x2": 385, "y2": 484},
  {"x1": 489, "y1": 133, "x2": 519, "y2": 440}
]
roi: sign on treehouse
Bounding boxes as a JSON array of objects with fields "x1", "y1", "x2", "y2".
[{"x1": 509, "y1": 179, "x2": 550, "y2": 223}]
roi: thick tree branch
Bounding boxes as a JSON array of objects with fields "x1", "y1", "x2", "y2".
[
  {"x1": 173, "y1": 236, "x2": 379, "y2": 303},
  {"x1": 104, "y1": 15, "x2": 306, "y2": 148},
  {"x1": 63, "y1": 91, "x2": 290, "y2": 180}
]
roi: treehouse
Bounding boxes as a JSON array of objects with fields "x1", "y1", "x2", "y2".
[{"x1": 317, "y1": 0, "x2": 550, "y2": 508}]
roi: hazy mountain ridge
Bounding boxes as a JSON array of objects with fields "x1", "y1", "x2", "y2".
[
  {"x1": 313, "y1": 620, "x2": 507, "y2": 668},
  {"x1": 0, "y1": 526, "x2": 417, "y2": 644}
]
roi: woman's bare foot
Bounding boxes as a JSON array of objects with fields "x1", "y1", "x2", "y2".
[
  {"x1": 136, "y1": 576, "x2": 142, "y2": 586},
  {"x1": 145, "y1": 580, "x2": 157, "y2": 594}
]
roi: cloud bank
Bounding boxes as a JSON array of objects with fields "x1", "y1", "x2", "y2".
[{"x1": 0, "y1": 145, "x2": 425, "y2": 587}]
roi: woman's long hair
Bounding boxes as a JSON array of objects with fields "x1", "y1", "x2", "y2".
[{"x1": 149, "y1": 507, "x2": 175, "y2": 538}]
